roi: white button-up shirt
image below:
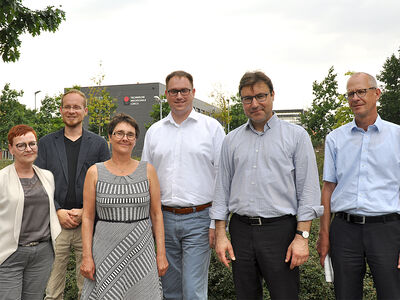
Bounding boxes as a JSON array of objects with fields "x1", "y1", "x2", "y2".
[{"x1": 142, "y1": 110, "x2": 225, "y2": 208}]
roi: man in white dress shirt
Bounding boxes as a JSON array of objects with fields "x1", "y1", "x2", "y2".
[{"x1": 142, "y1": 70, "x2": 225, "y2": 299}]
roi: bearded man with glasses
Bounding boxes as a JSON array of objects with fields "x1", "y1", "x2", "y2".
[
  {"x1": 317, "y1": 72, "x2": 400, "y2": 300},
  {"x1": 211, "y1": 71, "x2": 322, "y2": 299},
  {"x1": 142, "y1": 70, "x2": 225, "y2": 299},
  {"x1": 35, "y1": 89, "x2": 110, "y2": 300}
]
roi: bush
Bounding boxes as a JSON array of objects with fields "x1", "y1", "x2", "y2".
[
  {"x1": 65, "y1": 249, "x2": 79, "y2": 300},
  {"x1": 0, "y1": 159, "x2": 12, "y2": 169}
]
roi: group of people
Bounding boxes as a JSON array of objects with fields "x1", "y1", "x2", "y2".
[{"x1": 0, "y1": 69, "x2": 398, "y2": 300}]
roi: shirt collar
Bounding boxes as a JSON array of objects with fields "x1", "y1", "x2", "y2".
[
  {"x1": 165, "y1": 109, "x2": 198, "y2": 126},
  {"x1": 245, "y1": 113, "x2": 277, "y2": 134},
  {"x1": 350, "y1": 115, "x2": 382, "y2": 132}
]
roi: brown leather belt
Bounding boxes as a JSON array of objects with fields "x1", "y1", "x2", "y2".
[{"x1": 162, "y1": 202, "x2": 212, "y2": 214}]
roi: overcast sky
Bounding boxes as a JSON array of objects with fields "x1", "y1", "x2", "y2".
[{"x1": 1, "y1": 0, "x2": 400, "y2": 110}]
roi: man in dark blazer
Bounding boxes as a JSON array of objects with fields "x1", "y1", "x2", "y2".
[{"x1": 35, "y1": 89, "x2": 110, "y2": 300}]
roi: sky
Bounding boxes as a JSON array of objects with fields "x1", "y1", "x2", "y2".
[{"x1": 1, "y1": 0, "x2": 400, "y2": 110}]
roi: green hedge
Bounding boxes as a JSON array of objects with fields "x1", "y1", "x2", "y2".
[{"x1": 0, "y1": 159, "x2": 12, "y2": 169}]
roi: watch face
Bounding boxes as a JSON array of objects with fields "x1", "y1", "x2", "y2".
[{"x1": 302, "y1": 231, "x2": 310, "y2": 238}]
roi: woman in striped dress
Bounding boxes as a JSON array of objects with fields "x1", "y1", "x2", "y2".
[{"x1": 80, "y1": 113, "x2": 168, "y2": 300}]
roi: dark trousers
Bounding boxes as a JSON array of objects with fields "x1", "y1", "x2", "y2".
[
  {"x1": 229, "y1": 213, "x2": 299, "y2": 300},
  {"x1": 330, "y1": 217, "x2": 400, "y2": 300}
]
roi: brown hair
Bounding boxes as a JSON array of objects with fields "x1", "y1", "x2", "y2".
[
  {"x1": 8, "y1": 124, "x2": 37, "y2": 145},
  {"x1": 166, "y1": 70, "x2": 194, "y2": 89},
  {"x1": 239, "y1": 71, "x2": 274, "y2": 95},
  {"x1": 108, "y1": 113, "x2": 140, "y2": 138}
]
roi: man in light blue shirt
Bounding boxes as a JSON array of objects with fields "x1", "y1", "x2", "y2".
[
  {"x1": 317, "y1": 72, "x2": 400, "y2": 300},
  {"x1": 211, "y1": 71, "x2": 323, "y2": 299}
]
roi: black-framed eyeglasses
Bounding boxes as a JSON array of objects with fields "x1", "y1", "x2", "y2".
[
  {"x1": 112, "y1": 131, "x2": 136, "y2": 140},
  {"x1": 241, "y1": 93, "x2": 269, "y2": 105},
  {"x1": 167, "y1": 88, "x2": 191, "y2": 96},
  {"x1": 15, "y1": 141, "x2": 38, "y2": 151},
  {"x1": 346, "y1": 87, "x2": 376, "y2": 100}
]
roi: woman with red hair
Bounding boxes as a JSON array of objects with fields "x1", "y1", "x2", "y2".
[{"x1": 0, "y1": 125, "x2": 61, "y2": 300}]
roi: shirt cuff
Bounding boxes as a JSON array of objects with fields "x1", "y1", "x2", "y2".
[{"x1": 297, "y1": 205, "x2": 324, "y2": 221}]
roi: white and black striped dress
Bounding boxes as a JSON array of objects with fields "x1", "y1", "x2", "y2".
[{"x1": 81, "y1": 161, "x2": 162, "y2": 300}]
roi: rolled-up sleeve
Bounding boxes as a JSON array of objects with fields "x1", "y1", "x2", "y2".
[{"x1": 294, "y1": 130, "x2": 323, "y2": 221}]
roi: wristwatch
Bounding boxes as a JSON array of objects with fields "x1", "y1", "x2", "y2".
[{"x1": 296, "y1": 230, "x2": 310, "y2": 239}]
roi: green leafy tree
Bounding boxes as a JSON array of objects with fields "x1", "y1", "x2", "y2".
[
  {"x1": 87, "y1": 87, "x2": 117, "y2": 137},
  {"x1": 145, "y1": 95, "x2": 170, "y2": 129},
  {"x1": 0, "y1": 0, "x2": 65, "y2": 62},
  {"x1": 210, "y1": 88, "x2": 231, "y2": 133},
  {"x1": 333, "y1": 71, "x2": 355, "y2": 129},
  {"x1": 377, "y1": 47, "x2": 400, "y2": 124},
  {"x1": 333, "y1": 94, "x2": 353, "y2": 129},
  {"x1": 86, "y1": 67, "x2": 117, "y2": 137},
  {"x1": 0, "y1": 83, "x2": 35, "y2": 148},
  {"x1": 300, "y1": 66, "x2": 340, "y2": 146},
  {"x1": 34, "y1": 94, "x2": 64, "y2": 138},
  {"x1": 229, "y1": 93, "x2": 247, "y2": 131}
]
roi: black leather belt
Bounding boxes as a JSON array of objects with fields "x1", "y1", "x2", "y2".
[
  {"x1": 335, "y1": 212, "x2": 400, "y2": 224},
  {"x1": 233, "y1": 213, "x2": 294, "y2": 226},
  {"x1": 98, "y1": 217, "x2": 149, "y2": 223}
]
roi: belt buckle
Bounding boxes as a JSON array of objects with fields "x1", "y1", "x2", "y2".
[
  {"x1": 249, "y1": 217, "x2": 262, "y2": 226},
  {"x1": 22, "y1": 241, "x2": 40, "y2": 247},
  {"x1": 349, "y1": 214, "x2": 366, "y2": 225}
]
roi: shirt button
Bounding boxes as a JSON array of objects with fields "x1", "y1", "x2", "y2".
[
  {"x1": 251, "y1": 182, "x2": 255, "y2": 185},
  {"x1": 253, "y1": 165, "x2": 257, "y2": 168},
  {"x1": 255, "y1": 149, "x2": 259, "y2": 152}
]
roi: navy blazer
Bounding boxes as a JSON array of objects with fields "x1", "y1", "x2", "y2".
[{"x1": 35, "y1": 128, "x2": 110, "y2": 210}]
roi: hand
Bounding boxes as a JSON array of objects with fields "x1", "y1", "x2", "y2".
[
  {"x1": 398, "y1": 253, "x2": 400, "y2": 269},
  {"x1": 69, "y1": 208, "x2": 83, "y2": 224},
  {"x1": 285, "y1": 236, "x2": 309, "y2": 270},
  {"x1": 209, "y1": 228, "x2": 215, "y2": 248},
  {"x1": 57, "y1": 209, "x2": 80, "y2": 229},
  {"x1": 156, "y1": 254, "x2": 169, "y2": 277},
  {"x1": 80, "y1": 256, "x2": 95, "y2": 280},
  {"x1": 215, "y1": 233, "x2": 236, "y2": 268},
  {"x1": 316, "y1": 232, "x2": 330, "y2": 267}
]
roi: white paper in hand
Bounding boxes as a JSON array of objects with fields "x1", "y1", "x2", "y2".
[{"x1": 324, "y1": 254, "x2": 334, "y2": 282}]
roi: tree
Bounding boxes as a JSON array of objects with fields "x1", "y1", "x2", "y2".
[
  {"x1": 229, "y1": 93, "x2": 247, "y2": 131},
  {"x1": 210, "y1": 87, "x2": 231, "y2": 133},
  {"x1": 0, "y1": 83, "x2": 34, "y2": 148},
  {"x1": 300, "y1": 66, "x2": 340, "y2": 146},
  {"x1": 0, "y1": 0, "x2": 65, "y2": 62},
  {"x1": 210, "y1": 86, "x2": 247, "y2": 133},
  {"x1": 87, "y1": 87, "x2": 117, "y2": 137},
  {"x1": 86, "y1": 67, "x2": 117, "y2": 137},
  {"x1": 377, "y1": 47, "x2": 400, "y2": 125},
  {"x1": 34, "y1": 94, "x2": 64, "y2": 138},
  {"x1": 145, "y1": 95, "x2": 170, "y2": 129},
  {"x1": 333, "y1": 94, "x2": 353, "y2": 129},
  {"x1": 333, "y1": 71, "x2": 354, "y2": 129}
]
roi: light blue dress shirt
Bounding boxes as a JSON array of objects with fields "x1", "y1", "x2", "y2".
[
  {"x1": 323, "y1": 115, "x2": 400, "y2": 216},
  {"x1": 210, "y1": 114, "x2": 323, "y2": 222}
]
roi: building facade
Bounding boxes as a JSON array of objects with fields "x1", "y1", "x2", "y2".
[{"x1": 275, "y1": 109, "x2": 304, "y2": 125}]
